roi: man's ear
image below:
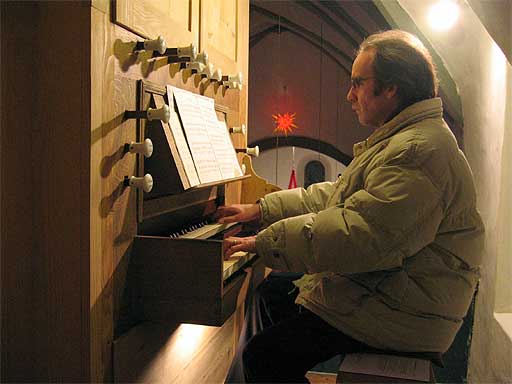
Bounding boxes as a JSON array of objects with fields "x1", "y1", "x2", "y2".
[{"x1": 384, "y1": 84, "x2": 398, "y2": 99}]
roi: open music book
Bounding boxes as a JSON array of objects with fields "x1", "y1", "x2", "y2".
[{"x1": 165, "y1": 85, "x2": 243, "y2": 189}]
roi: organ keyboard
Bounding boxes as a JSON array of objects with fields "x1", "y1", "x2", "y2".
[
  {"x1": 170, "y1": 221, "x2": 257, "y2": 281},
  {"x1": 131, "y1": 216, "x2": 260, "y2": 326}
]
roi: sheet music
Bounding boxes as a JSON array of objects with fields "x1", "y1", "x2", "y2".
[
  {"x1": 166, "y1": 105, "x2": 200, "y2": 187},
  {"x1": 171, "y1": 87, "x2": 222, "y2": 184},
  {"x1": 339, "y1": 354, "x2": 431, "y2": 382},
  {"x1": 195, "y1": 95, "x2": 243, "y2": 179}
]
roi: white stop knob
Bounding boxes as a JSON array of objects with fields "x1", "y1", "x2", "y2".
[
  {"x1": 177, "y1": 43, "x2": 197, "y2": 59},
  {"x1": 230, "y1": 72, "x2": 243, "y2": 85},
  {"x1": 246, "y1": 146, "x2": 259, "y2": 157},
  {"x1": 224, "y1": 80, "x2": 238, "y2": 89},
  {"x1": 211, "y1": 68, "x2": 222, "y2": 82},
  {"x1": 147, "y1": 104, "x2": 171, "y2": 123},
  {"x1": 200, "y1": 63, "x2": 215, "y2": 78},
  {"x1": 230, "y1": 124, "x2": 246, "y2": 135},
  {"x1": 222, "y1": 72, "x2": 243, "y2": 85},
  {"x1": 236, "y1": 71, "x2": 243, "y2": 85},
  {"x1": 144, "y1": 35, "x2": 166, "y2": 55},
  {"x1": 189, "y1": 61, "x2": 205, "y2": 72},
  {"x1": 129, "y1": 174, "x2": 153, "y2": 193},
  {"x1": 129, "y1": 138, "x2": 153, "y2": 158},
  {"x1": 196, "y1": 51, "x2": 209, "y2": 65}
]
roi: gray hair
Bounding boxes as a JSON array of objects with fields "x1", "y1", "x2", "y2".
[{"x1": 358, "y1": 30, "x2": 438, "y2": 108}]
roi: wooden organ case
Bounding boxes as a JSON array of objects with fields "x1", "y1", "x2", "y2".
[
  {"x1": 1, "y1": 1, "x2": 279, "y2": 382},
  {"x1": 91, "y1": 0, "x2": 274, "y2": 382},
  {"x1": 111, "y1": 80, "x2": 267, "y2": 382}
]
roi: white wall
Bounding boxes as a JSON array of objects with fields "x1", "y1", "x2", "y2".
[
  {"x1": 252, "y1": 146, "x2": 346, "y2": 190},
  {"x1": 396, "y1": 1, "x2": 512, "y2": 382}
]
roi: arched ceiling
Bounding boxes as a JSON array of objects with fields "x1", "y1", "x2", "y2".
[{"x1": 250, "y1": 0, "x2": 390, "y2": 75}]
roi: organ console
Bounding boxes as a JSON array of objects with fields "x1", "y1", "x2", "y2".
[
  {"x1": 125, "y1": 80, "x2": 270, "y2": 328},
  {"x1": 106, "y1": 29, "x2": 282, "y2": 381}
]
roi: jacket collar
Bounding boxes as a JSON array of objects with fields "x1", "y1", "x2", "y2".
[{"x1": 353, "y1": 98, "x2": 443, "y2": 157}]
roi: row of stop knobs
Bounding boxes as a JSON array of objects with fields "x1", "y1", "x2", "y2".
[
  {"x1": 123, "y1": 104, "x2": 259, "y2": 193},
  {"x1": 134, "y1": 36, "x2": 243, "y2": 89}
]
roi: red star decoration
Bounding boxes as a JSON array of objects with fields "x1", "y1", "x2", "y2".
[{"x1": 272, "y1": 112, "x2": 297, "y2": 135}]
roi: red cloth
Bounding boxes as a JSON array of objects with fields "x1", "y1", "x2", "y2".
[{"x1": 288, "y1": 169, "x2": 297, "y2": 189}]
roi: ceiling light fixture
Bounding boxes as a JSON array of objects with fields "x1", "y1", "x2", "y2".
[{"x1": 428, "y1": 0, "x2": 460, "y2": 31}]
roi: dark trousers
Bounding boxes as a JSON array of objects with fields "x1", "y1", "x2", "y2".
[{"x1": 225, "y1": 272, "x2": 370, "y2": 383}]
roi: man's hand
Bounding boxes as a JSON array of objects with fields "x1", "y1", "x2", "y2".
[
  {"x1": 215, "y1": 203, "x2": 261, "y2": 224},
  {"x1": 223, "y1": 235, "x2": 257, "y2": 259}
]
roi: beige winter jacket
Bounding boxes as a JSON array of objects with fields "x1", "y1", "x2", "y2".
[{"x1": 255, "y1": 98, "x2": 483, "y2": 353}]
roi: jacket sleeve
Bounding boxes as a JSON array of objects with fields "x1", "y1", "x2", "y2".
[
  {"x1": 259, "y1": 181, "x2": 336, "y2": 227},
  {"x1": 255, "y1": 161, "x2": 444, "y2": 274}
]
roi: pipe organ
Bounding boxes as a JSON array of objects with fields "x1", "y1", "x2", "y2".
[
  {"x1": 91, "y1": 1, "x2": 278, "y2": 383},
  {"x1": 101, "y1": 0, "x2": 278, "y2": 382},
  {"x1": 1, "y1": 1, "x2": 282, "y2": 382}
]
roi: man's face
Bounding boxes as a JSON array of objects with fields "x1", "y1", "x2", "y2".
[{"x1": 346, "y1": 48, "x2": 398, "y2": 128}]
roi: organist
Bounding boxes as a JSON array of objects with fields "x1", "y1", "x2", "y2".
[{"x1": 216, "y1": 30, "x2": 483, "y2": 383}]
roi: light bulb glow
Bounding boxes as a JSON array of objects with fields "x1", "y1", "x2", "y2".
[{"x1": 428, "y1": 0, "x2": 459, "y2": 30}]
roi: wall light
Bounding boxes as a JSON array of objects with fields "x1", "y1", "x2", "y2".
[{"x1": 428, "y1": 0, "x2": 460, "y2": 30}]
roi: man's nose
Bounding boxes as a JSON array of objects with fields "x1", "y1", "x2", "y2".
[{"x1": 347, "y1": 86, "x2": 356, "y2": 103}]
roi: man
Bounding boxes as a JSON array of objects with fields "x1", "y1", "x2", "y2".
[{"x1": 219, "y1": 30, "x2": 483, "y2": 383}]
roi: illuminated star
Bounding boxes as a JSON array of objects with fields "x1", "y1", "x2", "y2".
[{"x1": 272, "y1": 112, "x2": 297, "y2": 135}]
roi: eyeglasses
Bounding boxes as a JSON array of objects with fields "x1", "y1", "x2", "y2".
[{"x1": 350, "y1": 76, "x2": 376, "y2": 89}]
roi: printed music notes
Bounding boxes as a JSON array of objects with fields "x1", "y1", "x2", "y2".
[{"x1": 166, "y1": 86, "x2": 243, "y2": 187}]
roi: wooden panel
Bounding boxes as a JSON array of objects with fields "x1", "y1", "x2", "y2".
[
  {"x1": 115, "y1": 0, "x2": 199, "y2": 49},
  {"x1": 1, "y1": 3, "x2": 38, "y2": 379},
  {"x1": 201, "y1": 0, "x2": 249, "y2": 204},
  {"x1": 200, "y1": 0, "x2": 239, "y2": 75},
  {"x1": 201, "y1": 0, "x2": 237, "y2": 61},
  {"x1": 132, "y1": 236, "x2": 228, "y2": 324},
  {"x1": 113, "y1": 316, "x2": 236, "y2": 383},
  {"x1": 139, "y1": 271, "x2": 246, "y2": 325},
  {"x1": 113, "y1": 260, "x2": 265, "y2": 383},
  {"x1": 2, "y1": 2, "x2": 91, "y2": 381},
  {"x1": 241, "y1": 154, "x2": 281, "y2": 203},
  {"x1": 91, "y1": 7, "x2": 139, "y2": 381},
  {"x1": 38, "y1": 4, "x2": 91, "y2": 379},
  {"x1": 92, "y1": 0, "x2": 109, "y2": 14}
]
